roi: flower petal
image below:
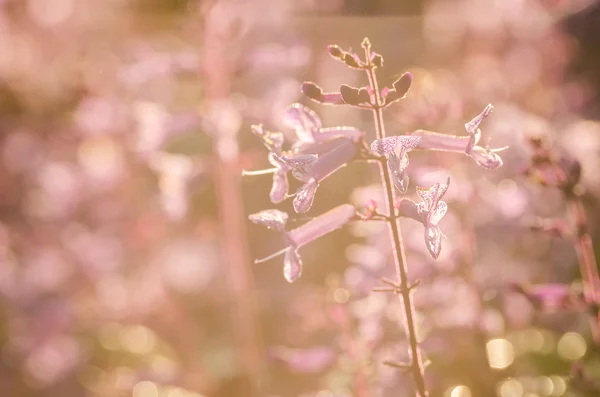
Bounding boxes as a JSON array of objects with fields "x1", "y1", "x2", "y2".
[
  {"x1": 370, "y1": 135, "x2": 421, "y2": 156},
  {"x1": 424, "y1": 225, "x2": 442, "y2": 259},
  {"x1": 429, "y1": 200, "x2": 447, "y2": 226},
  {"x1": 394, "y1": 135, "x2": 421, "y2": 156},
  {"x1": 252, "y1": 124, "x2": 284, "y2": 154},
  {"x1": 249, "y1": 209, "x2": 288, "y2": 232},
  {"x1": 464, "y1": 104, "x2": 494, "y2": 142},
  {"x1": 293, "y1": 179, "x2": 319, "y2": 213},
  {"x1": 283, "y1": 103, "x2": 322, "y2": 144},
  {"x1": 416, "y1": 183, "x2": 440, "y2": 210},
  {"x1": 268, "y1": 152, "x2": 289, "y2": 170},
  {"x1": 270, "y1": 170, "x2": 289, "y2": 204},
  {"x1": 281, "y1": 154, "x2": 319, "y2": 182},
  {"x1": 283, "y1": 248, "x2": 303, "y2": 282},
  {"x1": 468, "y1": 146, "x2": 503, "y2": 169},
  {"x1": 287, "y1": 204, "x2": 355, "y2": 247},
  {"x1": 387, "y1": 153, "x2": 410, "y2": 193},
  {"x1": 316, "y1": 126, "x2": 362, "y2": 143}
]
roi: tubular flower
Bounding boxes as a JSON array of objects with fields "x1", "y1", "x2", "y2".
[
  {"x1": 370, "y1": 135, "x2": 422, "y2": 193},
  {"x1": 290, "y1": 140, "x2": 358, "y2": 213},
  {"x1": 249, "y1": 204, "x2": 356, "y2": 282},
  {"x1": 398, "y1": 178, "x2": 450, "y2": 259},
  {"x1": 409, "y1": 104, "x2": 506, "y2": 169},
  {"x1": 283, "y1": 103, "x2": 362, "y2": 150},
  {"x1": 245, "y1": 104, "x2": 363, "y2": 206}
]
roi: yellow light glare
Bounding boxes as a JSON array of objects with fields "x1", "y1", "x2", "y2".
[
  {"x1": 557, "y1": 332, "x2": 586, "y2": 361},
  {"x1": 450, "y1": 385, "x2": 471, "y2": 397},
  {"x1": 486, "y1": 338, "x2": 515, "y2": 369},
  {"x1": 549, "y1": 376, "x2": 566, "y2": 396},
  {"x1": 133, "y1": 381, "x2": 159, "y2": 397},
  {"x1": 500, "y1": 378, "x2": 523, "y2": 397},
  {"x1": 333, "y1": 288, "x2": 350, "y2": 303}
]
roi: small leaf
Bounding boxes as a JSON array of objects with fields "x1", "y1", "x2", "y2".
[
  {"x1": 371, "y1": 53, "x2": 383, "y2": 67},
  {"x1": 340, "y1": 84, "x2": 361, "y2": 106},
  {"x1": 392, "y1": 72, "x2": 413, "y2": 99},
  {"x1": 343, "y1": 53, "x2": 361, "y2": 69}
]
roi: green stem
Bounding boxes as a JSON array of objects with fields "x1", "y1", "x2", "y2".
[{"x1": 364, "y1": 50, "x2": 428, "y2": 396}]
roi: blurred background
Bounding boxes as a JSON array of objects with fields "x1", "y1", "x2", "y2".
[{"x1": 1, "y1": 0, "x2": 600, "y2": 396}]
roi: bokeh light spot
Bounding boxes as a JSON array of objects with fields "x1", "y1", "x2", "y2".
[
  {"x1": 500, "y1": 378, "x2": 523, "y2": 397},
  {"x1": 133, "y1": 381, "x2": 159, "y2": 397},
  {"x1": 557, "y1": 332, "x2": 586, "y2": 361},
  {"x1": 548, "y1": 376, "x2": 566, "y2": 396},
  {"x1": 486, "y1": 338, "x2": 514, "y2": 369},
  {"x1": 121, "y1": 325, "x2": 156, "y2": 355},
  {"x1": 333, "y1": 288, "x2": 350, "y2": 303},
  {"x1": 450, "y1": 385, "x2": 471, "y2": 397}
]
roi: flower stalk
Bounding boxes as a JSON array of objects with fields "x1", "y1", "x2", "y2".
[
  {"x1": 524, "y1": 137, "x2": 600, "y2": 342},
  {"x1": 362, "y1": 38, "x2": 428, "y2": 397}
]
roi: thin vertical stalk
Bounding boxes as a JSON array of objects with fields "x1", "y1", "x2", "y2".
[
  {"x1": 567, "y1": 196, "x2": 600, "y2": 343},
  {"x1": 203, "y1": 3, "x2": 264, "y2": 395},
  {"x1": 567, "y1": 198, "x2": 600, "y2": 303},
  {"x1": 551, "y1": 161, "x2": 600, "y2": 339},
  {"x1": 364, "y1": 45, "x2": 428, "y2": 396}
]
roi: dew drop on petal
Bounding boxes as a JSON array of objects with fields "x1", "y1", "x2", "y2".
[{"x1": 283, "y1": 249, "x2": 303, "y2": 282}]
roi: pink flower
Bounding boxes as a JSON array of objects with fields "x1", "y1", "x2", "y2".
[
  {"x1": 290, "y1": 140, "x2": 358, "y2": 213},
  {"x1": 244, "y1": 104, "x2": 362, "y2": 207},
  {"x1": 370, "y1": 135, "x2": 422, "y2": 193},
  {"x1": 283, "y1": 103, "x2": 362, "y2": 149},
  {"x1": 398, "y1": 179, "x2": 450, "y2": 259},
  {"x1": 510, "y1": 283, "x2": 583, "y2": 311},
  {"x1": 409, "y1": 104, "x2": 506, "y2": 169},
  {"x1": 249, "y1": 204, "x2": 356, "y2": 282}
]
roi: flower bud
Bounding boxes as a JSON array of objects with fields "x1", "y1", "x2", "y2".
[
  {"x1": 327, "y1": 44, "x2": 344, "y2": 60},
  {"x1": 301, "y1": 82, "x2": 325, "y2": 102}
]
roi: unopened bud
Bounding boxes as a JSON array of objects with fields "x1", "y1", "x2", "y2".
[
  {"x1": 327, "y1": 45, "x2": 344, "y2": 60},
  {"x1": 301, "y1": 82, "x2": 325, "y2": 102}
]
